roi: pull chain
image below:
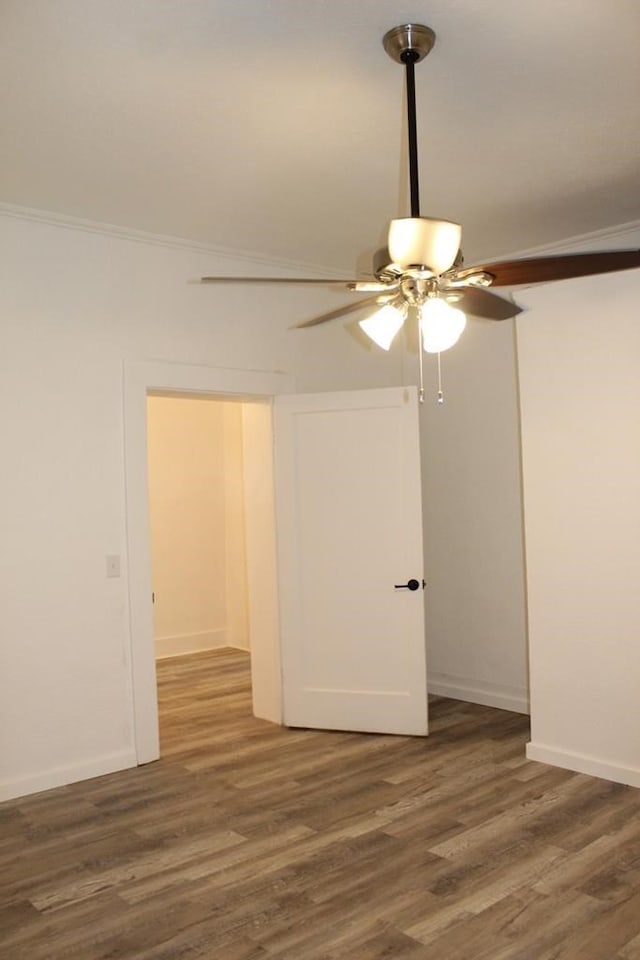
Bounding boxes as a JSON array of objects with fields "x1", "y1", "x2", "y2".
[
  {"x1": 418, "y1": 320, "x2": 444, "y2": 405},
  {"x1": 437, "y1": 352, "x2": 444, "y2": 404}
]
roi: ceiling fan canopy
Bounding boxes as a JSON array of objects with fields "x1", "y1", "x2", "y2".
[{"x1": 201, "y1": 23, "x2": 640, "y2": 354}]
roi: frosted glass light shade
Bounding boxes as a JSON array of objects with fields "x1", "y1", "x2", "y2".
[
  {"x1": 419, "y1": 298, "x2": 466, "y2": 353},
  {"x1": 359, "y1": 303, "x2": 406, "y2": 350},
  {"x1": 388, "y1": 217, "x2": 461, "y2": 275}
]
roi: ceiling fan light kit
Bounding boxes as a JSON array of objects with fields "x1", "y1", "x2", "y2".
[
  {"x1": 420, "y1": 298, "x2": 467, "y2": 354},
  {"x1": 200, "y1": 24, "x2": 640, "y2": 400},
  {"x1": 359, "y1": 302, "x2": 407, "y2": 351}
]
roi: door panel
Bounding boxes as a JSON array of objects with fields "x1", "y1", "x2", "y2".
[{"x1": 274, "y1": 386, "x2": 427, "y2": 735}]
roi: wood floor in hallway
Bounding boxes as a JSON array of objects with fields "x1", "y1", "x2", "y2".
[{"x1": 2, "y1": 648, "x2": 640, "y2": 959}]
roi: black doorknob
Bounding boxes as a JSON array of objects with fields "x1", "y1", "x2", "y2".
[{"x1": 394, "y1": 578, "x2": 421, "y2": 591}]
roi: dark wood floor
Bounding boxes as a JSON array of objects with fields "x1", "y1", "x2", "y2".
[{"x1": 2, "y1": 649, "x2": 640, "y2": 959}]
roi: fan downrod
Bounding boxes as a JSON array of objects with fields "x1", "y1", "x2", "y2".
[
  {"x1": 383, "y1": 24, "x2": 435, "y2": 218},
  {"x1": 382, "y1": 24, "x2": 436, "y2": 64}
]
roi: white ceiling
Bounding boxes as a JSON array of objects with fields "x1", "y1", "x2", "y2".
[{"x1": 1, "y1": 1, "x2": 639, "y2": 273}]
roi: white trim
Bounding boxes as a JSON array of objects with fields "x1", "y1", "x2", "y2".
[
  {"x1": 124, "y1": 360, "x2": 293, "y2": 765},
  {"x1": 428, "y1": 672, "x2": 530, "y2": 715},
  {"x1": 3, "y1": 200, "x2": 636, "y2": 278},
  {"x1": 0, "y1": 201, "x2": 349, "y2": 278},
  {"x1": 155, "y1": 629, "x2": 227, "y2": 660},
  {"x1": 494, "y1": 220, "x2": 640, "y2": 262},
  {"x1": 242, "y1": 402, "x2": 282, "y2": 721},
  {"x1": 526, "y1": 742, "x2": 640, "y2": 789},
  {"x1": 0, "y1": 750, "x2": 137, "y2": 803}
]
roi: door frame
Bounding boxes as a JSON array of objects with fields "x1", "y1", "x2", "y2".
[{"x1": 123, "y1": 359, "x2": 294, "y2": 763}]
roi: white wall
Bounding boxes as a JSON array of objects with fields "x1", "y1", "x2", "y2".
[
  {"x1": 0, "y1": 207, "x2": 529, "y2": 801},
  {"x1": 418, "y1": 321, "x2": 528, "y2": 713},
  {"x1": 0, "y1": 212, "x2": 301, "y2": 801},
  {"x1": 146, "y1": 395, "x2": 249, "y2": 658},
  {"x1": 517, "y1": 266, "x2": 640, "y2": 787}
]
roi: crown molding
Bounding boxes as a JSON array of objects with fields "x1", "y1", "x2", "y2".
[
  {"x1": 2, "y1": 199, "x2": 638, "y2": 277},
  {"x1": 0, "y1": 201, "x2": 349, "y2": 279},
  {"x1": 502, "y1": 220, "x2": 640, "y2": 260}
]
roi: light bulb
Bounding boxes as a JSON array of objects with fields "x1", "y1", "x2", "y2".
[
  {"x1": 388, "y1": 217, "x2": 461, "y2": 275},
  {"x1": 419, "y1": 298, "x2": 466, "y2": 353},
  {"x1": 359, "y1": 303, "x2": 406, "y2": 350}
]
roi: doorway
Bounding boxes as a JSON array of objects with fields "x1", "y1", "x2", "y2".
[
  {"x1": 146, "y1": 394, "x2": 250, "y2": 661},
  {"x1": 124, "y1": 364, "x2": 433, "y2": 762},
  {"x1": 124, "y1": 360, "x2": 293, "y2": 764},
  {"x1": 146, "y1": 394, "x2": 251, "y2": 754}
]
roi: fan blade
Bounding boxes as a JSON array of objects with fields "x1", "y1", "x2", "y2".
[
  {"x1": 468, "y1": 250, "x2": 640, "y2": 287},
  {"x1": 452, "y1": 287, "x2": 523, "y2": 321},
  {"x1": 294, "y1": 294, "x2": 392, "y2": 329},
  {"x1": 200, "y1": 276, "x2": 355, "y2": 285}
]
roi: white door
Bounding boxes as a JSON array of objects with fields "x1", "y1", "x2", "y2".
[{"x1": 274, "y1": 386, "x2": 427, "y2": 736}]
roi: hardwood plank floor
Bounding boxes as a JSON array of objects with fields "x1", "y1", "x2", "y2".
[{"x1": 2, "y1": 648, "x2": 640, "y2": 958}]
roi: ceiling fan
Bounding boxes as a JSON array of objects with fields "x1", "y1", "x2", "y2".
[{"x1": 202, "y1": 23, "x2": 640, "y2": 356}]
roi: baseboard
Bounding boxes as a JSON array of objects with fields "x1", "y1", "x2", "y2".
[
  {"x1": 526, "y1": 742, "x2": 640, "y2": 789},
  {"x1": 0, "y1": 748, "x2": 138, "y2": 803},
  {"x1": 428, "y1": 672, "x2": 530, "y2": 715},
  {"x1": 155, "y1": 629, "x2": 226, "y2": 659}
]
